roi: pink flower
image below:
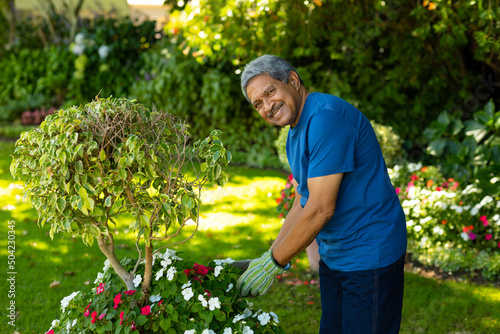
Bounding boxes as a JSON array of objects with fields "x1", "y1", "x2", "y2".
[
  {"x1": 158, "y1": 300, "x2": 163, "y2": 305},
  {"x1": 99, "y1": 313, "x2": 106, "y2": 320},
  {"x1": 395, "y1": 187, "x2": 401, "y2": 194},
  {"x1": 141, "y1": 305, "x2": 151, "y2": 316},
  {"x1": 193, "y1": 263, "x2": 212, "y2": 276},
  {"x1": 285, "y1": 182, "x2": 291, "y2": 189},
  {"x1": 411, "y1": 174, "x2": 418, "y2": 181},
  {"x1": 84, "y1": 303, "x2": 91, "y2": 317},
  {"x1": 46, "y1": 330, "x2": 55, "y2": 334},
  {"x1": 204, "y1": 289, "x2": 212, "y2": 298},
  {"x1": 96, "y1": 283, "x2": 105, "y2": 294},
  {"x1": 469, "y1": 232, "x2": 476, "y2": 240},
  {"x1": 279, "y1": 213, "x2": 284, "y2": 218},
  {"x1": 120, "y1": 311, "x2": 125, "y2": 325},
  {"x1": 124, "y1": 290, "x2": 136, "y2": 296},
  {"x1": 287, "y1": 174, "x2": 293, "y2": 182},
  {"x1": 498, "y1": 242, "x2": 500, "y2": 248},
  {"x1": 480, "y1": 216, "x2": 489, "y2": 226},
  {"x1": 113, "y1": 293, "x2": 122, "y2": 309},
  {"x1": 486, "y1": 234, "x2": 492, "y2": 241},
  {"x1": 91, "y1": 311, "x2": 98, "y2": 324},
  {"x1": 131, "y1": 322, "x2": 137, "y2": 330}
]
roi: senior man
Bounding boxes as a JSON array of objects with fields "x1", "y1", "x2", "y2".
[{"x1": 236, "y1": 55, "x2": 407, "y2": 333}]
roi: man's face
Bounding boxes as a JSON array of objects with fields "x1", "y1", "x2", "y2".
[{"x1": 246, "y1": 74, "x2": 302, "y2": 127}]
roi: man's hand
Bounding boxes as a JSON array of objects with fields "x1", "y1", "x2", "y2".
[{"x1": 236, "y1": 250, "x2": 288, "y2": 296}]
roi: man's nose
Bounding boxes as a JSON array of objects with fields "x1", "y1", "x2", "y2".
[{"x1": 263, "y1": 100, "x2": 273, "y2": 114}]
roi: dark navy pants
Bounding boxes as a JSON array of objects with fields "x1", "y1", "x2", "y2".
[{"x1": 319, "y1": 253, "x2": 405, "y2": 334}]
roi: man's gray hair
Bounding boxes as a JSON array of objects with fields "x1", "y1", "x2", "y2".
[{"x1": 240, "y1": 54, "x2": 303, "y2": 102}]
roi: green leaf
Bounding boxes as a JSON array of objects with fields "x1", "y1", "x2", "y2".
[
  {"x1": 105, "y1": 196, "x2": 113, "y2": 207},
  {"x1": 160, "y1": 318, "x2": 171, "y2": 330},
  {"x1": 100, "y1": 149, "x2": 106, "y2": 161},
  {"x1": 427, "y1": 139, "x2": 447, "y2": 156},
  {"x1": 76, "y1": 160, "x2": 83, "y2": 174},
  {"x1": 201, "y1": 162, "x2": 207, "y2": 172},
  {"x1": 136, "y1": 315, "x2": 148, "y2": 326},
  {"x1": 56, "y1": 198, "x2": 66, "y2": 212},
  {"x1": 115, "y1": 325, "x2": 123, "y2": 334}
]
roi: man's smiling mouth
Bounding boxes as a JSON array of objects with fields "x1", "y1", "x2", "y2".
[{"x1": 269, "y1": 103, "x2": 284, "y2": 118}]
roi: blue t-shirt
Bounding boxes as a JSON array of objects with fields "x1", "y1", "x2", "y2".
[{"x1": 286, "y1": 92, "x2": 407, "y2": 271}]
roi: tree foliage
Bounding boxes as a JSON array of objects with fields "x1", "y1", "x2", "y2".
[{"x1": 10, "y1": 97, "x2": 231, "y2": 300}]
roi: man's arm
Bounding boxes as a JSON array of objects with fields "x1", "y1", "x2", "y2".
[
  {"x1": 271, "y1": 173, "x2": 343, "y2": 267},
  {"x1": 270, "y1": 179, "x2": 302, "y2": 250}
]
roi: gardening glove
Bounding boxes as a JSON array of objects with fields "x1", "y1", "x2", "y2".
[{"x1": 236, "y1": 250, "x2": 289, "y2": 296}]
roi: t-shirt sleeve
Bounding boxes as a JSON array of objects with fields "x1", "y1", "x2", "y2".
[{"x1": 307, "y1": 111, "x2": 357, "y2": 178}]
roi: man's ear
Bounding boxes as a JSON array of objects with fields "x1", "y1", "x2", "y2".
[{"x1": 289, "y1": 71, "x2": 300, "y2": 90}]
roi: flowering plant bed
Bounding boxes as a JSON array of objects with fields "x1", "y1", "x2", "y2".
[
  {"x1": 389, "y1": 164, "x2": 500, "y2": 280},
  {"x1": 45, "y1": 249, "x2": 284, "y2": 334}
]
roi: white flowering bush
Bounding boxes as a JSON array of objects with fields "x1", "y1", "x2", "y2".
[
  {"x1": 389, "y1": 164, "x2": 500, "y2": 279},
  {"x1": 45, "y1": 249, "x2": 284, "y2": 334}
]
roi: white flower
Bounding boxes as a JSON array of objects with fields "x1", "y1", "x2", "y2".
[
  {"x1": 461, "y1": 232, "x2": 470, "y2": 241},
  {"x1": 155, "y1": 268, "x2": 165, "y2": 281},
  {"x1": 166, "y1": 267, "x2": 177, "y2": 281},
  {"x1": 133, "y1": 274, "x2": 142, "y2": 287},
  {"x1": 161, "y1": 258, "x2": 173, "y2": 268},
  {"x1": 420, "y1": 217, "x2": 432, "y2": 224},
  {"x1": 208, "y1": 297, "x2": 220, "y2": 311},
  {"x1": 493, "y1": 214, "x2": 499, "y2": 223},
  {"x1": 258, "y1": 312, "x2": 271, "y2": 326},
  {"x1": 198, "y1": 294, "x2": 208, "y2": 307},
  {"x1": 103, "y1": 259, "x2": 111, "y2": 272},
  {"x1": 201, "y1": 329, "x2": 215, "y2": 334},
  {"x1": 223, "y1": 328, "x2": 232, "y2": 334},
  {"x1": 214, "y1": 258, "x2": 235, "y2": 266},
  {"x1": 182, "y1": 281, "x2": 192, "y2": 289},
  {"x1": 433, "y1": 226, "x2": 444, "y2": 235},
  {"x1": 214, "y1": 265, "x2": 223, "y2": 277},
  {"x1": 51, "y1": 319, "x2": 60, "y2": 328},
  {"x1": 242, "y1": 326, "x2": 254, "y2": 334},
  {"x1": 406, "y1": 220, "x2": 414, "y2": 227},
  {"x1": 470, "y1": 206, "x2": 479, "y2": 215},
  {"x1": 480, "y1": 196, "x2": 493, "y2": 206},
  {"x1": 414, "y1": 225, "x2": 422, "y2": 232},
  {"x1": 72, "y1": 44, "x2": 85, "y2": 55},
  {"x1": 74, "y1": 33, "x2": 85, "y2": 44},
  {"x1": 60, "y1": 291, "x2": 79, "y2": 312},
  {"x1": 408, "y1": 162, "x2": 422, "y2": 173},
  {"x1": 270, "y1": 311, "x2": 279, "y2": 323},
  {"x1": 164, "y1": 248, "x2": 182, "y2": 260},
  {"x1": 98, "y1": 45, "x2": 110, "y2": 59},
  {"x1": 150, "y1": 294, "x2": 162, "y2": 303},
  {"x1": 182, "y1": 287, "x2": 194, "y2": 301},
  {"x1": 94, "y1": 272, "x2": 104, "y2": 284},
  {"x1": 226, "y1": 283, "x2": 234, "y2": 292},
  {"x1": 184, "y1": 330, "x2": 196, "y2": 334}
]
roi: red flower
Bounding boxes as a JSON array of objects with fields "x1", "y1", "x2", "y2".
[
  {"x1": 120, "y1": 311, "x2": 125, "y2": 325},
  {"x1": 441, "y1": 220, "x2": 447, "y2": 225},
  {"x1": 410, "y1": 174, "x2": 418, "y2": 181},
  {"x1": 278, "y1": 213, "x2": 284, "y2": 218},
  {"x1": 84, "y1": 303, "x2": 91, "y2": 317},
  {"x1": 480, "y1": 216, "x2": 489, "y2": 226},
  {"x1": 193, "y1": 263, "x2": 212, "y2": 276},
  {"x1": 462, "y1": 225, "x2": 474, "y2": 233},
  {"x1": 141, "y1": 305, "x2": 151, "y2": 316},
  {"x1": 131, "y1": 322, "x2": 137, "y2": 330},
  {"x1": 204, "y1": 289, "x2": 212, "y2": 298},
  {"x1": 183, "y1": 268, "x2": 191, "y2": 276},
  {"x1": 276, "y1": 197, "x2": 282, "y2": 204},
  {"x1": 124, "y1": 290, "x2": 136, "y2": 296},
  {"x1": 91, "y1": 311, "x2": 98, "y2": 324},
  {"x1": 96, "y1": 283, "x2": 105, "y2": 294},
  {"x1": 113, "y1": 293, "x2": 122, "y2": 309},
  {"x1": 287, "y1": 174, "x2": 293, "y2": 181},
  {"x1": 159, "y1": 300, "x2": 163, "y2": 305},
  {"x1": 435, "y1": 186, "x2": 443, "y2": 191},
  {"x1": 46, "y1": 330, "x2": 55, "y2": 334},
  {"x1": 486, "y1": 234, "x2": 492, "y2": 241}
]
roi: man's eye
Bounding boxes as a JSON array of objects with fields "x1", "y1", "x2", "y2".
[
  {"x1": 268, "y1": 88, "x2": 275, "y2": 95},
  {"x1": 255, "y1": 102, "x2": 262, "y2": 109}
]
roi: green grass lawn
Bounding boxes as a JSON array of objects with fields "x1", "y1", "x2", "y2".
[{"x1": 1, "y1": 140, "x2": 499, "y2": 334}]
